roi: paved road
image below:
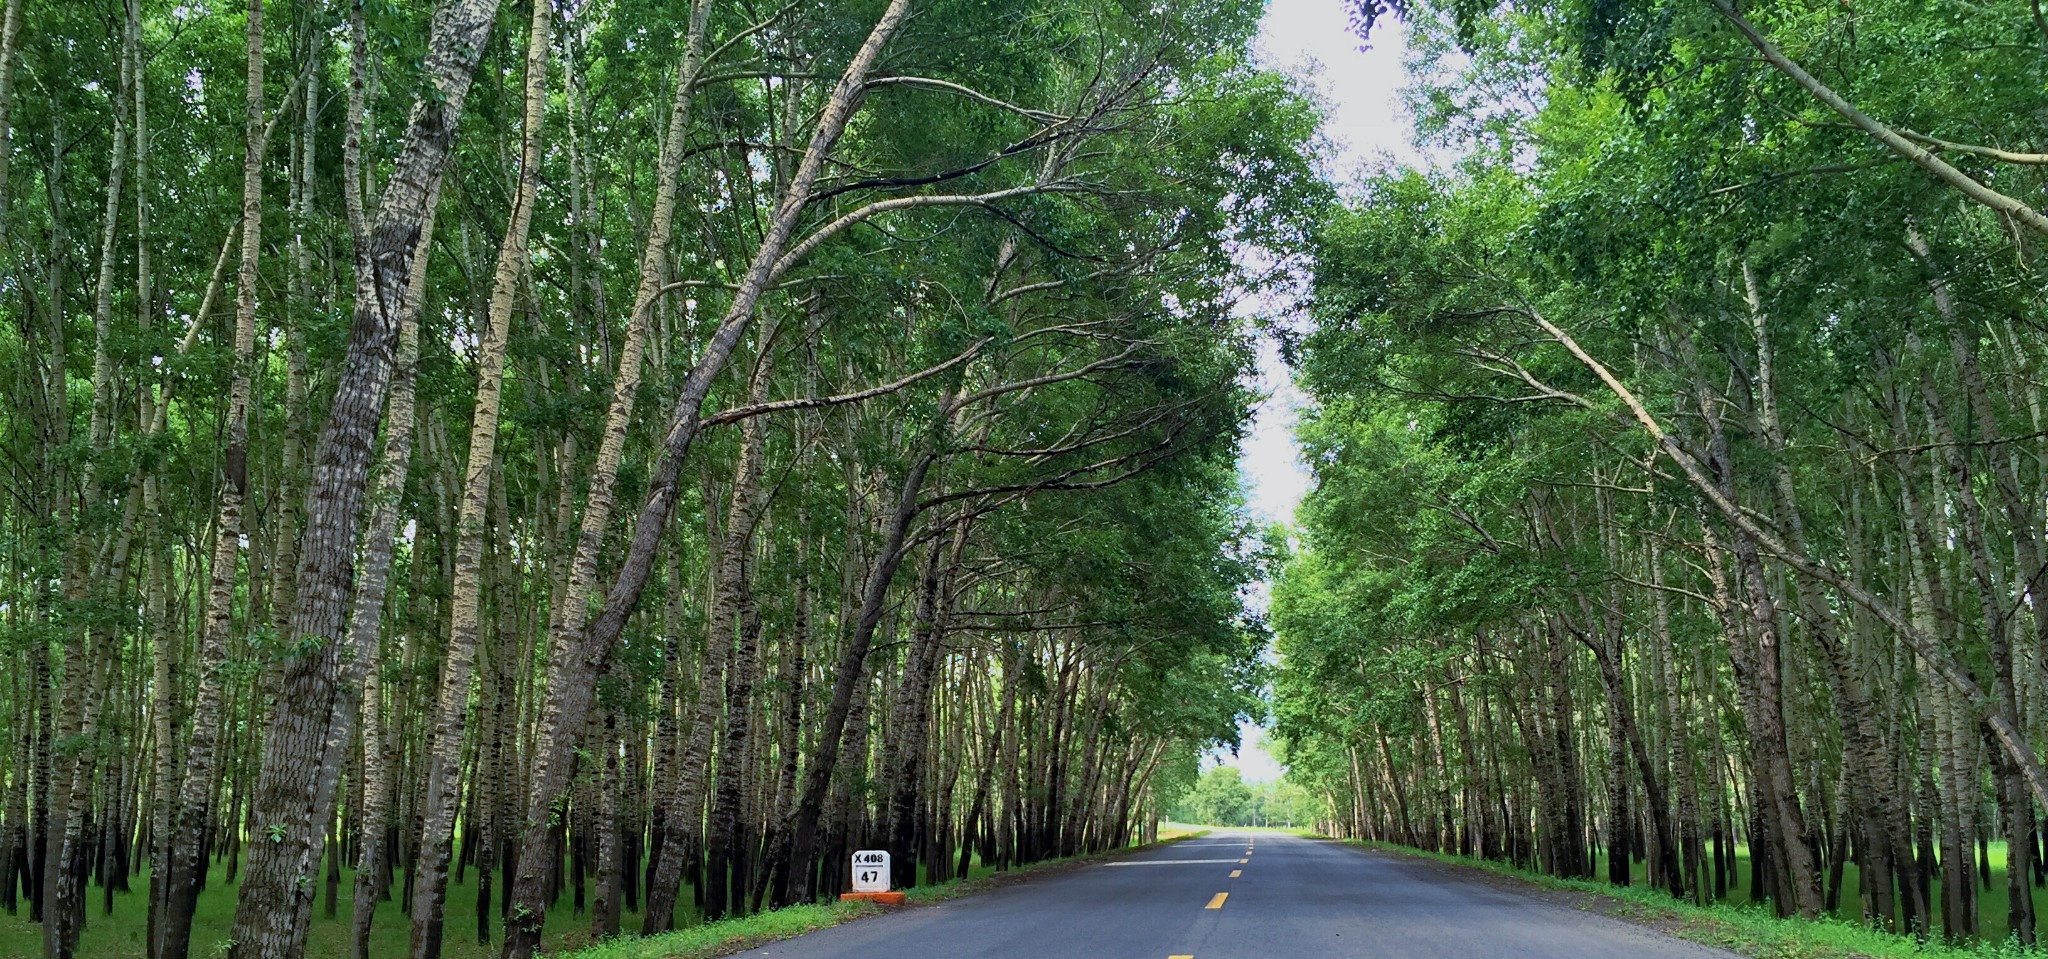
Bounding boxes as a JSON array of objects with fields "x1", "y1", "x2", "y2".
[{"x1": 735, "y1": 831, "x2": 1739, "y2": 959}]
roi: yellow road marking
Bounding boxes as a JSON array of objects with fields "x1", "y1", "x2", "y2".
[
  {"x1": 1229, "y1": 869, "x2": 1241, "y2": 878},
  {"x1": 1238, "y1": 858, "x2": 1247, "y2": 864},
  {"x1": 1169, "y1": 955, "x2": 1194, "y2": 958},
  {"x1": 1205, "y1": 892, "x2": 1228, "y2": 910}
]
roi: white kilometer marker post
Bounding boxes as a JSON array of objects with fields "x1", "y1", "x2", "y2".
[{"x1": 851, "y1": 850, "x2": 892, "y2": 892}]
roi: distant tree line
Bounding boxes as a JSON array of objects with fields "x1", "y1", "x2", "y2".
[{"x1": 1165, "y1": 767, "x2": 1326, "y2": 829}]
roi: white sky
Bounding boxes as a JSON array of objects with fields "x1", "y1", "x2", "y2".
[{"x1": 1210, "y1": 0, "x2": 1418, "y2": 785}]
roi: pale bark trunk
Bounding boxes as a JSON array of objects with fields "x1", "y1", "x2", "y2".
[
  {"x1": 409, "y1": 5, "x2": 551, "y2": 956},
  {"x1": 157, "y1": 8, "x2": 266, "y2": 955},
  {"x1": 342, "y1": 202, "x2": 436, "y2": 959},
  {"x1": 524, "y1": 2, "x2": 717, "y2": 938},
  {"x1": 227, "y1": 1, "x2": 501, "y2": 955},
  {"x1": 546, "y1": 0, "x2": 713, "y2": 648},
  {"x1": 133, "y1": 22, "x2": 170, "y2": 936},
  {"x1": 44, "y1": 14, "x2": 136, "y2": 955},
  {"x1": 266, "y1": 65, "x2": 323, "y2": 648},
  {"x1": 0, "y1": 0, "x2": 21, "y2": 248}
]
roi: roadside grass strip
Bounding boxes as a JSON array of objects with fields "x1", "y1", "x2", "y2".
[
  {"x1": 550, "y1": 831, "x2": 1211, "y2": 959},
  {"x1": 1338, "y1": 838, "x2": 2048, "y2": 959},
  {"x1": 541, "y1": 903, "x2": 870, "y2": 959}
]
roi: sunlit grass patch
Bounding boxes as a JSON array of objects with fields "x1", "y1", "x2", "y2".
[{"x1": 542, "y1": 902, "x2": 875, "y2": 959}]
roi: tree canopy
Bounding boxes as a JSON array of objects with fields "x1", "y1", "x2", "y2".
[
  {"x1": 1276, "y1": 0, "x2": 2048, "y2": 943},
  {"x1": 0, "y1": 1, "x2": 1323, "y2": 957}
]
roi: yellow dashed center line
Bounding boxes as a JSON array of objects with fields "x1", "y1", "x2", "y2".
[
  {"x1": 1205, "y1": 892, "x2": 1229, "y2": 909},
  {"x1": 1169, "y1": 955, "x2": 1194, "y2": 958},
  {"x1": 1238, "y1": 858, "x2": 1247, "y2": 864},
  {"x1": 1229, "y1": 869, "x2": 1241, "y2": 878}
]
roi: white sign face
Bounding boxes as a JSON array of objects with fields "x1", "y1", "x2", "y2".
[{"x1": 851, "y1": 850, "x2": 892, "y2": 893}]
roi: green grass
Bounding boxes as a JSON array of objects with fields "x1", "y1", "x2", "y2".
[
  {"x1": 537, "y1": 902, "x2": 875, "y2": 959},
  {"x1": 0, "y1": 862, "x2": 698, "y2": 959},
  {"x1": 1337, "y1": 837, "x2": 2048, "y2": 959},
  {"x1": 1578, "y1": 839, "x2": 2048, "y2": 942}
]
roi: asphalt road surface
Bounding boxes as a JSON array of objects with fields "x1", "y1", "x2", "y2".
[{"x1": 734, "y1": 831, "x2": 1740, "y2": 959}]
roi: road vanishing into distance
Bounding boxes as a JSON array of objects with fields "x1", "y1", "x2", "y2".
[{"x1": 734, "y1": 832, "x2": 1739, "y2": 959}]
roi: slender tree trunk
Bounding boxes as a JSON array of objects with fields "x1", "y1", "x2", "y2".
[
  {"x1": 226, "y1": 2, "x2": 500, "y2": 955},
  {"x1": 409, "y1": 5, "x2": 551, "y2": 955},
  {"x1": 0, "y1": 0, "x2": 22, "y2": 250},
  {"x1": 343, "y1": 205, "x2": 437, "y2": 959},
  {"x1": 704, "y1": 348, "x2": 777, "y2": 921},
  {"x1": 156, "y1": 9, "x2": 267, "y2": 954}
]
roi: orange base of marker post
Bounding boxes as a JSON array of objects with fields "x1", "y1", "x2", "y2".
[{"x1": 839, "y1": 891, "x2": 907, "y2": 905}]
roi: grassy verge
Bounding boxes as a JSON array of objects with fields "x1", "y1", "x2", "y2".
[
  {"x1": 554, "y1": 830, "x2": 1211, "y2": 959},
  {"x1": 1333, "y1": 837, "x2": 2045, "y2": 959},
  {"x1": 0, "y1": 865, "x2": 676, "y2": 959},
  {"x1": 541, "y1": 902, "x2": 879, "y2": 959}
]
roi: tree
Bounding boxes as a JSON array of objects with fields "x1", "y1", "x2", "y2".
[{"x1": 1175, "y1": 768, "x2": 1256, "y2": 827}]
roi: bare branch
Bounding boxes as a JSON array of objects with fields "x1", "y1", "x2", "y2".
[
  {"x1": 702, "y1": 0, "x2": 803, "y2": 67},
  {"x1": 703, "y1": 337, "x2": 991, "y2": 426},
  {"x1": 770, "y1": 182, "x2": 1080, "y2": 283},
  {"x1": 866, "y1": 75, "x2": 1071, "y2": 123},
  {"x1": 1897, "y1": 128, "x2": 2048, "y2": 165},
  {"x1": 955, "y1": 341, "x2": 1148, "y2": 409}
]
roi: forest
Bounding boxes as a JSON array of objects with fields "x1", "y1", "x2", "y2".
[
  {"x1": 1270, "y1": 0, "x2": 2048, "y2": 949},
  {"x1": 10, "y1": 0, "x2": 2048, "y2": 956},
  {"x1": 0, "y1": 0, "x2": 1320, "y2": 957}
]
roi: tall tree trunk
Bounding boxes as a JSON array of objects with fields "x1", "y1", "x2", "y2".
[
  {"x1": 785, "y1": 446, "x2": 935, "y2": 904},
  {"x1": 343, "y1": 205, "x2": 437, "y2": 959},
  {"x1": 409, "y1": 4, "x2": 550, "y2": 955},
  {"x1": 226, "y1": 1, "x2": 501, "y2": 955},
  {"x1": 156, "y1": 8, "x2": 266, "y2": 954},
  {"x1": 884, "y1": 534, "x2": 955, "y2": 888},
  {"x1": 0, "y1": 0, "x2": 22, "y2": 250},
  {"x1": 704, "y1": 348, "x2": 777, "y2": 921}
]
